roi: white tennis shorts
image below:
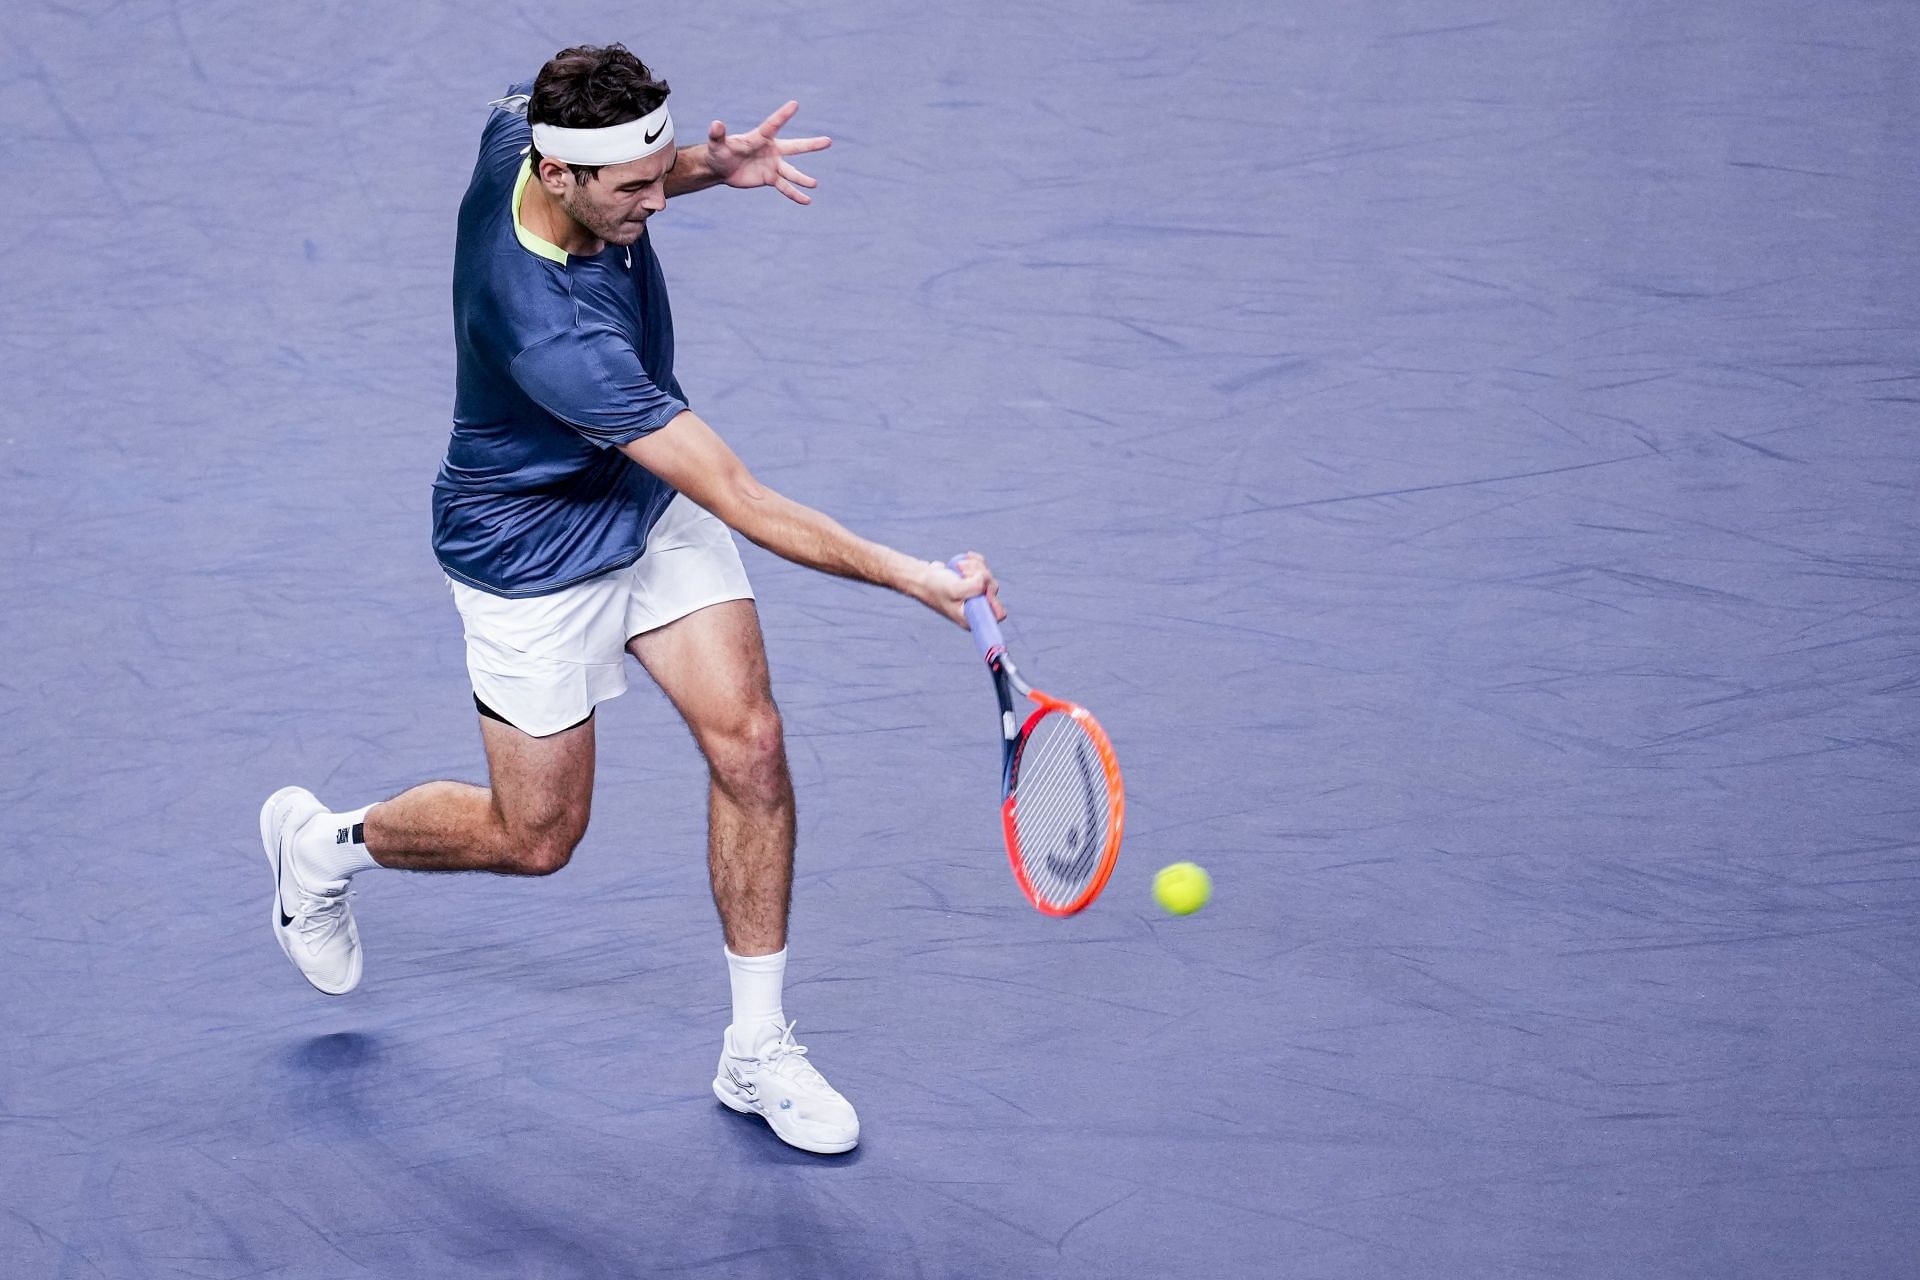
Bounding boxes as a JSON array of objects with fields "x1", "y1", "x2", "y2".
[{"x1": 448, "y1": 494, "x2": 754, "y2": 736}]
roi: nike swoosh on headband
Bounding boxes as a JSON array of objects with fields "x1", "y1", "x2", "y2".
[{"x1": 530, "y1": 104, "x2": 675, "y2": 167}]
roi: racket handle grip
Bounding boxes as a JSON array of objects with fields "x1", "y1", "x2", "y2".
[{"x1": 946, "y1": 554, "x2": 1004, "y2": 660}]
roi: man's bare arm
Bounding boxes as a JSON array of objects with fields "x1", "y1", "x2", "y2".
[
  {"x1": 619, "y1": 411, "x2": 998, "y2": 625},
  {"x1": 663, "y1": 103, "x2": 829, "y2": 204},
  {"x1": 662, "y1": 144, "x2": 726, "y2": 199}
]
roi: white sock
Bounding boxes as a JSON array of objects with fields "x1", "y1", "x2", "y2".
[
  {"x1": 295, "y1": 804, "x2": 380, "y2": 885},
  {"x1": 725, "y1": 946, "x2": 787, "y2": 1054}
]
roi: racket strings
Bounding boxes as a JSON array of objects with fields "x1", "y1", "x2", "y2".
[{"x1": 1010, "y1": 711, "x2": 1112, "y2": 906}]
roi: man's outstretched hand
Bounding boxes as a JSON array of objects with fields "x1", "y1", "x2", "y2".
[{"x1": 703, "y1": 101, "x2": 830, "y2": 204}]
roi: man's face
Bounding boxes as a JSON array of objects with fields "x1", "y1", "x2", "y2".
[{"x1": 555, "y1": 145, "x2": 676, "y2": 246}]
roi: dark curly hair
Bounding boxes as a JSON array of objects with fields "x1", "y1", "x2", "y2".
[{"x1": 527, "y1": 44, "x2": 671, "y2": 184}]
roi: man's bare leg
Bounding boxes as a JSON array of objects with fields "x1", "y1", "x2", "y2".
[
  {"x1": 632, "y1": 597, "x2": 858, "y2": 1152},
  {"x1": 263, "y1": 712, "x2": 594, "y2": 995},
  {"x1": 627, "y1": 599, "x2": 793, "y2": 954},
  {"x1": 361, "y1": 714, "x2": 598, "y2": 876}
]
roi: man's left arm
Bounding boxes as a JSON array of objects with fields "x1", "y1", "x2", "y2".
[{"x1": 665, "y1": 101, "x2": 829, "y2": 204}]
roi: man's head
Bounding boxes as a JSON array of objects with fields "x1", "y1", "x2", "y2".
[{"x1": 527, "y1": 44, "x2": 676, "y2": 247}]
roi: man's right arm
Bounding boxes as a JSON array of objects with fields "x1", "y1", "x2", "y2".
[{"x1": 618, "y1": 410, "x2": 999, "y2": 627}]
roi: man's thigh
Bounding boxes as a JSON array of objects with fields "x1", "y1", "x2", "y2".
[
  {"x1": 626, "y1": 599, "x2": 776, "y2": 745},
  {"x1": 481, "y1": 711, "x2": 597, "y2": 839}
]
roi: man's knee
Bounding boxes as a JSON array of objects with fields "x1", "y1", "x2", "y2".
[
  {"x1": 707, "y1": 704, "x2": 789, "y2": 797},
  {"x1": 480, "y1": 722, "x2": 594, "y2": 875},
  {"x1": 512, "y1": 830, "x2": 580, "y2": 876},
  {"x1": 498, "y1": 809, "x2": 588, "y2": 876}
]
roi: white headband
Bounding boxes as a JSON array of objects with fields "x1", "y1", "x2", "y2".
[{"x1": 530, "y1": 102, "x2": 674, "y2": 167}]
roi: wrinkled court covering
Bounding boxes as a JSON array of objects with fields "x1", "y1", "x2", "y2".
[{"x1": 5, "y1": 2, "x2": 1918, "y2": 1276}]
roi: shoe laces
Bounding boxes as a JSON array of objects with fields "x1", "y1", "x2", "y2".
[
  {"x1": 293, "y1": 884, "x2": 353, "y2": 947},
  {"x1": 760, "y1": 1021, "x2": 829, "y2": 1091}
]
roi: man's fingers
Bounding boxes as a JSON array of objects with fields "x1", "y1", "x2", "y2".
[
  {"x1": 952, "y1": 554, "x2": 1002, "y2": 607},
  {"x1": 978, "y1": 572, "x2": 1006, "y2": 621},
  {"x1": 776, "y1": 134, "x2": 832, "y2": 156},
  {"x1": 708, "y1": 118, "x2": 727, "y2": 145},
  {"x1": 931, "y1": 554, "x2": 1004, "y2": 627},
  {"x1": 755, "y1": 100, "x2": 800, "y2": 137},
  {"x1": 952, "y1": 573, "x2": 989, "y2": 621},
  {"x1": 777, "y1": 160, "x2": 818, "y2": 189},
  {"x1": 773, "y1": 175, "x2": 811, "y2": 205}
]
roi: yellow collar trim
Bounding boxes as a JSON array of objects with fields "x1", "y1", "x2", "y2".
[{"x1": 512, "y1": 157, "x2": 568, "y2": 265}]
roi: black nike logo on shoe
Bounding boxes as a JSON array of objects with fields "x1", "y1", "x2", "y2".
[{"x1": 275, "y1": 830, "x2": 295, "y2": 928}]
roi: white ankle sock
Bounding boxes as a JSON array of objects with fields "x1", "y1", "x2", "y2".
[
  {"x1": 726, "y1": 946, "x2": 787, "y2": 1052},
  {"x1": 296, "y1": 804, "x2": 381, "y2": 885}
]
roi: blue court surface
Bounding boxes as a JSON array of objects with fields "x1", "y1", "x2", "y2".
[{"x1": 6, "y1": 2, "x2": 1919, "y2": 1276}]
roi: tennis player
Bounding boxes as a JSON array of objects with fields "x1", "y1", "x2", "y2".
[{"x1": 257, "y1": 43, "x2": 1001, "y2": 1156}]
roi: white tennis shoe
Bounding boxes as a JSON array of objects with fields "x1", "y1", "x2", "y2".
[
  {"x1": 712, "y1": 1021, "x2": 860, "y2": 1155},
  {"x1": 258, "y1": 786, "x2": 363, "y2": 996}
]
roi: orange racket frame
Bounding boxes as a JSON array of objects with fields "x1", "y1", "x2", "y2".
[
  {"x1": 950, "y1": 557, "x2": 1125, "y2": 915},
  {"x1": 999, "y1": 693, "x2": 1126, "y2": 916}
]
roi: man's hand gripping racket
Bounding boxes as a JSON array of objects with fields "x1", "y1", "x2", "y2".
[{"x1": 946, "y1": 556, "x2": 1125, "y2": 916}]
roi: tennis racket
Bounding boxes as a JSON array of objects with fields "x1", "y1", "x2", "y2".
[{"x1": 949, "y1": 556, "x2": 1125, "y2": 916}]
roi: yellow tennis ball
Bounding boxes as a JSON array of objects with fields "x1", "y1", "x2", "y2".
[{"x1": 1153, "y1": 862, "x2": 1211, "y2": 916}]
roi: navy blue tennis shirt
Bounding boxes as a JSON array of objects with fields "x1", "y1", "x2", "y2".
[{"x1": 433, "y1": 86, "x2": 686, "y2": 597}]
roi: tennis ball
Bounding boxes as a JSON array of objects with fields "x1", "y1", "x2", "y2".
[{"x1": 1153, "y1": 862, "x2": 1211, "y2": 916}]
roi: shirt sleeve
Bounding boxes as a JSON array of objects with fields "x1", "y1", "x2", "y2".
[
  {"x1": 478, "y1": 79, "x2": 537, "y2": 168},
  {"x1": 510, "y1": 326, "x2": 688, "y2": 449}
]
